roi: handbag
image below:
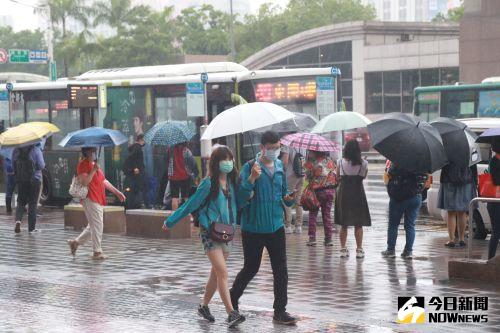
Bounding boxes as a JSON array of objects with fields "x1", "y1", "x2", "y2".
[
  {"x1": 69, "y1": 175, "x2": 88, "y2": 200},
  {"x1": 209, "y1": 188, "x2": 235, "y2": 242},
  {"x1": 478, "y1": 173, "x2": 500, "y2": 198},
  {"x1": 300, "y1": 185, "x2": 320, "y2": 211}
]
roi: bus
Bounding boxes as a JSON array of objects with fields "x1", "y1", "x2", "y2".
[
  {"x1": 413, "y1": 80, "x2": 500, "y2": 121},
  {"x1": 0, "y1": 63, "x2": 341, "y2": 205}
]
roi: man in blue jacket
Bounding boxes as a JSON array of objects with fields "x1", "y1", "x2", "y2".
[{"x1": 231, "y1": 131, "x2": 298, "y2": 325}]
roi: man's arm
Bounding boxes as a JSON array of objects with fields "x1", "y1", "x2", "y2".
[{"x1": 34, "y1": 147, "x2": 45, "y2": 171}]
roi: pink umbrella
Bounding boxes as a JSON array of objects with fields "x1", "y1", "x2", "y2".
[{"x1": 281, "y1": 133, "x2": 339, "y2": 152}]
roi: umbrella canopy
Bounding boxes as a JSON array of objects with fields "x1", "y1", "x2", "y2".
[
  {"x1": 253, "y1": 112, "x2": 317, "y2": 133},
  {"x1": 201, "y1": 102, "x2": 295, "y2": 140},
  {"x1": 144, "y1": 121, "x2": 196, "y2": 146},
  {"x1": 58, "y1": 127, "x2": 127, "y2": 148},
  {"x1": 431, "y1": 117, "x2": 480, "y2": 167},
  {"x1": 0, "y1": 122, "x2": 59, "y2": 147},
  {"x1": 281, "y1": 132, "x2": 339, "y2": 152},
  {"x1": 476, "y1": 127, "x2": 500, "y2": 144},
  {"x1": 368, "y1": 113, "x2": 447, "y2": 173},
  {"x1": 311, "y1": 111, "x2": 372, "y2": 133}
]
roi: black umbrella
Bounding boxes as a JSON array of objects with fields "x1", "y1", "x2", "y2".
[
  {"x1": 252, "y1": 112, "x2": 317, "y2": 133},
  {"x1": 367, "y1": 113, "x2": 447, "y2": 173},
  {"x1": 430, "y1": 117, "x2": 480, "y2": 167}
]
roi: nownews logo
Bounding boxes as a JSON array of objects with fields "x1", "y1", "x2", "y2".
[{"x1": 397, "y1": 296, "x2": 488, "y2": 324}]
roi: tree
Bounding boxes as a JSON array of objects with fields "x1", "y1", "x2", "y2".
[
  {"x1": 93, "y1": 0, "x2": 144, "y2": 34},
  {"x1": 37, "y1": 0, "x2": 92, "y2": 77},
  {"x1": 235, "y1": 0, "x2": 376, "y2": 61},
  {"x1": 432, "y1": 3, "x2": 464, "y2": 23},
  {"x1": 94, "y1": 7, "x2": 178, "y2": 68},
  {"x1": 176, "y1": 5, "x2": 231, "y2": 55},
  {"x1": 0, "y1": 27, "x2": 48, "y2": 76}
]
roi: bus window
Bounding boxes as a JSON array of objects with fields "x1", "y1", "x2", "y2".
[
  {"x1": 416, "y1": 92, "x2": 439, "y2": 121},
  {"x1": 478, "y1": 89, "x2": 500, "y2": 117},
  {"x1": 26, "y1": 100, "x2": 49, "y2": 122},
  {"x1": 51, "y1": 99, "x2": 80, "y2": 149},
  {"x1": 155, "y1": 85, "x2": 187, "y2": 122},
  {"x1": 441, "y1": 90, "x2": 476, "y2": 119},
  {"x1": 10, "y1": 92, "x2": 25, "y2": 126}
]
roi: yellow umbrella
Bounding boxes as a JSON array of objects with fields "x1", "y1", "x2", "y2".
[{"x1": 0, "y1": 122, "x2": 59, "y2": 147}]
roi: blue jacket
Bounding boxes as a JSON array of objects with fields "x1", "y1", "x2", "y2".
[
  {"x1": 165, "y1": 177, "x2": 237, "y2": 230},
  {"x1": 238, "y1": 154, "x2": 293, "y2": 234}
]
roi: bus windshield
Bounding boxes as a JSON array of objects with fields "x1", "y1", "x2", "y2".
[{"x1": 414, "y1": 83, "x2": 500, "y2": 121}]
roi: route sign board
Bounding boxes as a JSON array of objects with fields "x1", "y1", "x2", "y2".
[
  {"x1": 67, "y1": 84, "x2": 98, "y2": 108},
  {"x1": 9, "y1": 49, "x2": 29, "y2": 63},
  {"x1": 29, "y1": 50, "x2": 48, "y2": 64}
]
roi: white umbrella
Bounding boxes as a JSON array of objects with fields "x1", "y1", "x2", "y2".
[
  {"x1": 311, "y1": 111, "x2": 372, "y2": 133},
  {"x1": 201, "y1": 102, "x2": 295, "y2": 140}
]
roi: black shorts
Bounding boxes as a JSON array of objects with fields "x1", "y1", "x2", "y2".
[{"x1": 170, "y1": 178, "x2": 191, "y2": 198}]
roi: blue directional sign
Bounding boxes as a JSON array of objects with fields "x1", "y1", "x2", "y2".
[
  {"x1": 29, "y1": 50, "x2": 48, "y2": 64},
  {"x1": 5, "y1": 82, "x2": 13, "y2": 91},
  {"x1": 0, "y1": 91, "x2": 8, "y2": 101},
  {"x1": 200, "y1": 72, "x2": 208, "y2": 83}
]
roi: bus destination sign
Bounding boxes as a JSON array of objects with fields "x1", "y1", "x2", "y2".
[{"x1": 68, "y1": 84, "x2": 98, "y2": 108}]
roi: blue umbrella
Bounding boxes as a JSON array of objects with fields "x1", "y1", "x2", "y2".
[
  {"x1": 144, "y1": 121, "x2": 196, "y2": 146},
  {"x1": 476, "y1": 128, "x2": 500, "y2": 144},
  {"x1": 58, "y1": 127, "x2": 128, "y2": 148}
]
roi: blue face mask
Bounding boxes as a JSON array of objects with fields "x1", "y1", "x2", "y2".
[
  {"x1": 264, "y1": 148, "x2": 280, "y2": 161},
  {"x1": 219, "y1": 160, "x2": 234, "y2": 174}
]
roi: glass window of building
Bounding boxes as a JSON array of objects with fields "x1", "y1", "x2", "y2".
[
  {"x1": 366, "y1": 72, "x2": 383, "y2": 114},
  {"x1": 421, "y1": 69, "x2": 439, "y2": 86},
  {"x1": 383, "y1": 71, "x2": 401, "y2": 113},
  {"x1": 402, "y1": 70, "x2": 419, "y2": 113},
  {"x1": 440, "y1": 67, "x2": 459, "y2": 85},
  {"x1": 319, "y1": 41, "x2": 352, "y2": 63},
  {"x1": 289, "y1": 47, "x2": 319, "y2": 66}
]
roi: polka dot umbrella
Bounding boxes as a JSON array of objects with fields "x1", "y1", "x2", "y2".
[{"x1": 144, "y1": 121, "x2": 196, "y2": 146}]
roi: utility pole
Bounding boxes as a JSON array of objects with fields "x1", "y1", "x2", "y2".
[
  {"x1": 46, "y1": 4, "x2": 56, "y2": 81},
  {"x1": 229, "y1": 0, "x2": 236, "y2": 61}
]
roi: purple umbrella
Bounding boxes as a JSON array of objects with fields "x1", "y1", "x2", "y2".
[{"x1": 476, "y1": 128, "x2": 500, "y2": 144}]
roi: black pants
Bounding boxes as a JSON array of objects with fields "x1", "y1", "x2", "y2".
[
  {"x1": 15, "y1": 180, "x2": 41, "y2": 231},
  {"x1": 487, "y1": 202, "x2": 500, "y2": 259},
  {"x1": 126, "y1": 174, "x2": 145, "y2": 209},
  {"x1": 230, "y1": 227, "x2": 288, "y2": 314}
]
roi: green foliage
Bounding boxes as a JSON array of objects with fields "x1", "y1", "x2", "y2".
[
  {"x1": 2, "y1": 0, "x2": 376, "y2": 76},
  {"x1": 0, "y1": 27, "x2": 48, "y2": 75},
  {"x1": 432, "y1": 3, "x2": 464, "y2": 23}
]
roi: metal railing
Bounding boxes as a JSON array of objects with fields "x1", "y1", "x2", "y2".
[{"x1": 467, "y1": 197, "x2": 500, "y2": 260}]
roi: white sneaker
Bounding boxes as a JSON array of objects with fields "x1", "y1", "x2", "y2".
[
  {"x1": 356, "y1": 248, "x2": 365, "y2": 259},
  {"x1": 285, "y1": 226, "x2": 293, "y2": 234},
  {"x1": 340, "y1": 248, "x2": 349, "y2": 258},
  {"x1": 295, "y1": 226, "x2": 302, "y2": 234}
]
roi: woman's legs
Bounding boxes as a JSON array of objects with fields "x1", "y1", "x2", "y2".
[
  {"x1": 354, "y1": 226, "x2": 363, "y2": 249},
  {"x1": 446, "y1": 211, "x2": 457, "y2": 243},
  {"x1": 457, "y1": 211, "x2": 467, "y2": 242},
  {"x1": 339, "y1": 226, "x2": 348, "y2": 248},
  {"x1": 202, "y1": 267, "x2": 218, "y2": 306},
  {"x1": 206, "y1": 249, "x2": 234, "y2": 314}
]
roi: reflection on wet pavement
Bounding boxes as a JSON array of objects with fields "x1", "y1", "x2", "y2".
[{"x1": 0, "y1": 181, "x2": 498, "y2": 333}]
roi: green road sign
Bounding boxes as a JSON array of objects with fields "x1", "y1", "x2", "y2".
[{"x1": 8, "y1": 49, "x2": 29, "y2": 63}]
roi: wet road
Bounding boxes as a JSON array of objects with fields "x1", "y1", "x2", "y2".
[{"x1": 0, "y1": 163, "x2": 499, "y2": 332}]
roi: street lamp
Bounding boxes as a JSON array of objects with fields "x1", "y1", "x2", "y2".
[{"x1": 229, "y1": 0, "x2": 236, "y2": 61}]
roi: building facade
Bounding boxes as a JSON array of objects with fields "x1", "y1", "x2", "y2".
[
  {"x1": 460, "y1": 0, "x2": 500, "y2": 83},
  {"x1": 241, "y1": 21, "x2": 459, "y2": 117},
  {"x1": 362, "y1": 0, "x2": 461, "y2": 22}
]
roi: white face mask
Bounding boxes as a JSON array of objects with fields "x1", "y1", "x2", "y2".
[
  {"x1": 91, "y1": 152, "x2": 97, "y2": 160},
  {"x1": 264, "y1": 148, "x2": 280, "y2": 161}
]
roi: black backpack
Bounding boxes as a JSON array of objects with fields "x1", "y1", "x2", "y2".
[
  {"x1": 14, "y1": 146, "x2": 35, "y2": 183},
  {"x1": 387, "y1": 172, "x2": 419, "y2": 202},
  {"x1": 292, "y1": 151, "x2": 305, "y2": 177}
]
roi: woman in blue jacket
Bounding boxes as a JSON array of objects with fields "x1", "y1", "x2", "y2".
[{"x1": 163, "y1": 146, "x2": 245, "y2": 328}]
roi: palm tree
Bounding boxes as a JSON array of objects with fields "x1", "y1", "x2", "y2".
[
  {"x1": 93, "y1": 0, "x2": 141, "y2": 34},
  {"x1": 36, "y1": 0, "x2": 92, "y2": 76}
]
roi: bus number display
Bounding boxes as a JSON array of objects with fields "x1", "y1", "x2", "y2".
[
  {"x1": 68, "y1": 84, "x2": 98, "y2": 108},
  {"x1": 255, "y1": 80, "x2": 316, "y2": 102}
]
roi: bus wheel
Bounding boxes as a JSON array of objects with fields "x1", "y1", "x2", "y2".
[{"x1": 472, "y1": 209, "x2": 488, "y2": 240}]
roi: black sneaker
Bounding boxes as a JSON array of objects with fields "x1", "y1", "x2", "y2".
[
  {"x1": 14, "y1": 221, "x2": 21, "y2": 233},
  {"x1": 227, "y1": 310, "x2": 245, "y2": 328},
  {"x1": 273, "y1": 312, "x2": 298, "y2": 325},
  {"x1": 197, "y1": 304, "x2": 215, "y2": 322},
  {"x1": 230, "y1": 291, "x2": 239, "y2": 312}
]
